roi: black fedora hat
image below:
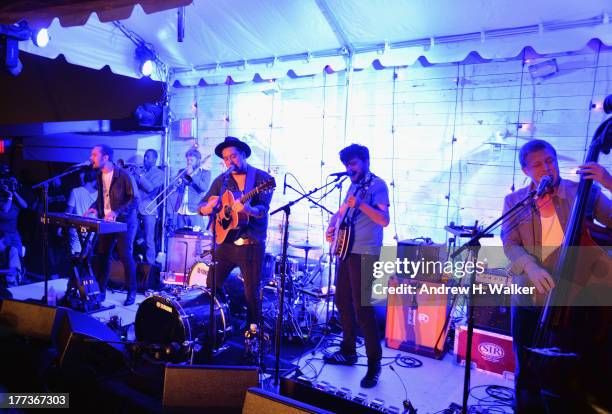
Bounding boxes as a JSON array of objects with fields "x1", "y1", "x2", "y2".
[{"x1": 214, "y1": 136, "x2": 252, "y2": 158}]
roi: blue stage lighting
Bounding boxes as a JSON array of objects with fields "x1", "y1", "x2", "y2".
[
  {"x1": 33, "y1": 28, "x2": 49, "y2": 48},
  {"x1": 135, "y1": 43, "x2": 156, "y2": 77}
]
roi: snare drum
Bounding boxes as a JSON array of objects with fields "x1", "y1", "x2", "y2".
[
  {"x1": 134, "y1": 288, "x2": 230, "y2": 361},
  {"x1": 187, "y1": 261, "x2": 209, "y2": 287}
]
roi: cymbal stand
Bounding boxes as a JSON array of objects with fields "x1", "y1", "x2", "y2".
[{"x1": 205, "y1": 172, "x2": 231, "y2": 359}]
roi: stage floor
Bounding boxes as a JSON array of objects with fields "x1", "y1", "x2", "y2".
[
  {"x1": 8, "y1": 279, "x2": 514, "y2": 413},
  {"x1": 8, "y1": 277, "x2": 143, "y2": 327},
  {"x1": 301, "y1": 337, "x2": 514, "y2": 413}
]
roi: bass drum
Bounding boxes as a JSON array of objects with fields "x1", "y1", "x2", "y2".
[{"x1": 134, "y1": 288, "x2": 230, "y2": 361}]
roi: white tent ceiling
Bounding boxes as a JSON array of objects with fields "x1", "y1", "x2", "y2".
[{"x1": 11, "y1": 0, "x2": 612, "y2": 85}]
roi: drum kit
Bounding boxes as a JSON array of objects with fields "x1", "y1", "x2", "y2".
[{"x1": 133, "y1": 228, "x2": 333, "y2": 362}]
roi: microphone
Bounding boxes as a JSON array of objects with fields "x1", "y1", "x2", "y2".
[
  {"x1": 224, "y1": 165, "x2": 236, "y2": 176},
  {"x1": 70, "y1": 160, "x2": 91, "y2": 169},
  {"x1": 536, "y1": 175, "x2": 553, "y2": 197},
  {"x1": 328, "y1": 171, "x2": 354, "y2": 177},
  {"x1": 283, "y1": 173, "x2": 287, "y2": 195}
]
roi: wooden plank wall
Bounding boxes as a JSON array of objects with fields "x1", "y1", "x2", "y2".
[{"x1": 169, "y1": 47, "x2": 612, "y2": 259}]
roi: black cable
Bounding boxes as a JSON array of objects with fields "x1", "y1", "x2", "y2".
[
  {"x1": 485, "y1": 385, "x2": 514, "y2": 402},
  {"x1": 394, "y1": 354, "x2": 423, "y2": 368},
  {"x1": 467, "y1": 384, "x2": 515, "y2": 414}
]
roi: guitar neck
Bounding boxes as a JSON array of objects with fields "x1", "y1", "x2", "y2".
[
  {"x1": 240, "y1": 187, "x2": 260, "y2": 203},
  {"x1": 342, "y1": 181, "x2": 365, "y2": 222}
]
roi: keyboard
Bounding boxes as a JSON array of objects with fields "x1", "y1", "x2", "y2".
[{"x1": 45, "y1": 212, "x2": 127, "y2": 234}]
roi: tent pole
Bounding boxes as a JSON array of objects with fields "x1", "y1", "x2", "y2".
[
  {"x1": 341, "y1": 52, "x2": 354, "y2": 144},
  {"x1": 160, "y1": 79, "x2": 171, "y2": 263}
]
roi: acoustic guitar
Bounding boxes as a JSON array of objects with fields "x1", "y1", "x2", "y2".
[{"x1": 208, "y1": 178, "x2": 276, "y2": 244}]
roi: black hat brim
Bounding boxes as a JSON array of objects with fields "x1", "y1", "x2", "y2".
[{"x1": 214, "y1": 138, "x2": 252, "y2": 158}]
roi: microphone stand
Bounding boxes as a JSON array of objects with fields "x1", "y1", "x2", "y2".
[
  {"x1": 205, "y1": 172, "x2": 231, "y2": 359},
  {"x1": 450, "y1": 189, "x2": 536, "y2": 414},
  {"x1": 270, "y1": 176, "x2": 343, "y2": 386},
  {"x1": 308, "y1": 178, "x2": 346, "y2": 354},
  {"x1": 32, "y1": 165, "x2": 89, "y2": 304}
]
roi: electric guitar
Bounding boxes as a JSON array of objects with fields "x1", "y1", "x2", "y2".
[
  {"x1": 331, "y1": 173, "x2": 375, "y2": 259},
  {"x1": 208, "y1": 178, "x2": 276, "y2": 244}
]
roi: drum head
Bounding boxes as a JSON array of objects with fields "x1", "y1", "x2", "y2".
[
  {"x1": 188, "y1": 262, "x2": 209, "y2": 287},
  {"x1": 135, "y1": 295, "x2": 187, "y2": 345}
]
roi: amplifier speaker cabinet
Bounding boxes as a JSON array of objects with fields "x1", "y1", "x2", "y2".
[
  {"x1": 385, "y1": 277, "x2": 451, "y2": 359},
  {"x1": 163, "y1": 231, "x2": 212, "y2": 285},
  {"x1": 396, "y1": 238, "x2": 446, "y2": 281}
]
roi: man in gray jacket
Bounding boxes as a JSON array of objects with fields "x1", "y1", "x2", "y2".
[
  {"x1": 501, "y1": 139, "x2": 612, "y2": 413},
  {"x1": 134, "y1": 149, "x2": 164, "y2": 264}
]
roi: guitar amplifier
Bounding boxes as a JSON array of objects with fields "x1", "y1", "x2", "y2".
[
  {"x1": 473, "y1": 269, "x2": 511, "y2": 335},
  {"x1": 385, "y1": 277, "x2": 451, "y2": 359},
  {"x1": 164, "y1": 230, "x2": 212, "y2": 285},
  {"x1": 396, "y1": 238, "x2": 446, "y2": 282}
]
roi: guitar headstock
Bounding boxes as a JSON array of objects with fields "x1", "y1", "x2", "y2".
[{"x1": 257, "y1": 177, "x2": 276, "y2": 193}]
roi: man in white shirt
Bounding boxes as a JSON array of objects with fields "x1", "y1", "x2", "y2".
[
  {"x1": 65, "y1": 169, "x2": 98, "y2": 254},
  {"x1": 88, "y1": 145, "x2": 138, "y2": 306}
]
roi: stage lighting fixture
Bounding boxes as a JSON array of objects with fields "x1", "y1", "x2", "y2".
[
  {"x1": 0, "y1": 21, "x2": 49, "y2": 76},
  {"x1": 135, "y1": 43, "x2": 156, "y2": 77},
  {"x1": 33, "y1": 28, "x2": 49, "y2": 48},
  {"x1": 0, "y1": 21, "x2": 30, "y2": 76},
  {"x1": 135, "y1": 103, "x2": 163, "y2": 127},
  {"x1": 0, "y1": 36, "x2": 22, "y2": 76}
]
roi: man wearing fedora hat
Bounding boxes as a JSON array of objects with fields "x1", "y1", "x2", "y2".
[{"x1": 199, "y1": 136, "x2": 274, "y2": 329}]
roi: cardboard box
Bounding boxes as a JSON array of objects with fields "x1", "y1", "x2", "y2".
[{"x1": 454, "y1": 325, "x2": 515, "y2": 378}]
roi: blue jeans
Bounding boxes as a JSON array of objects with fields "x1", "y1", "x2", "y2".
[{"x1": 141, "y1": 214, "x2": 157, "y2": 263}]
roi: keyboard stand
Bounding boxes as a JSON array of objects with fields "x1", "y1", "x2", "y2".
[{"x1": 63, "y1": 231, "x2": 115, "y2": 314}]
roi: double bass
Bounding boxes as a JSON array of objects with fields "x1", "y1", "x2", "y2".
[{"x1": 529, "y1": 118, "x2": 612, "y2": 412}]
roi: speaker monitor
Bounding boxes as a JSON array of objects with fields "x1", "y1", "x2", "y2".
[
  {"x1": 0, "y1": 299, "x2": 64, "y2": 342},
  {"x1": 56, "y1": 308, "x2": 127, "y2": 374},
  {"x1": 163, "y1": 364, "x2": 259, "y2": 413},
  {"x1": 242, "y1": 387, "x2": 333, "y2": 414}
]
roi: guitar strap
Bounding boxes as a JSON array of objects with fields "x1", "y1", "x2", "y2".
[
  {"x1": 244, "y1": 164, "x2": 257, "y2": 194},
  {"x1": 347, "y1": 172, "x2": 375, "y2": 224}
]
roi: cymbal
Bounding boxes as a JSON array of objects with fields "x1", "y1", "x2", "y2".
[
  {"x1": 273, "y1": 223, "x2": 308, "y2": 232},
  {"x1": 290, "y1": 242, "x2": 322, "y2": 250}
]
